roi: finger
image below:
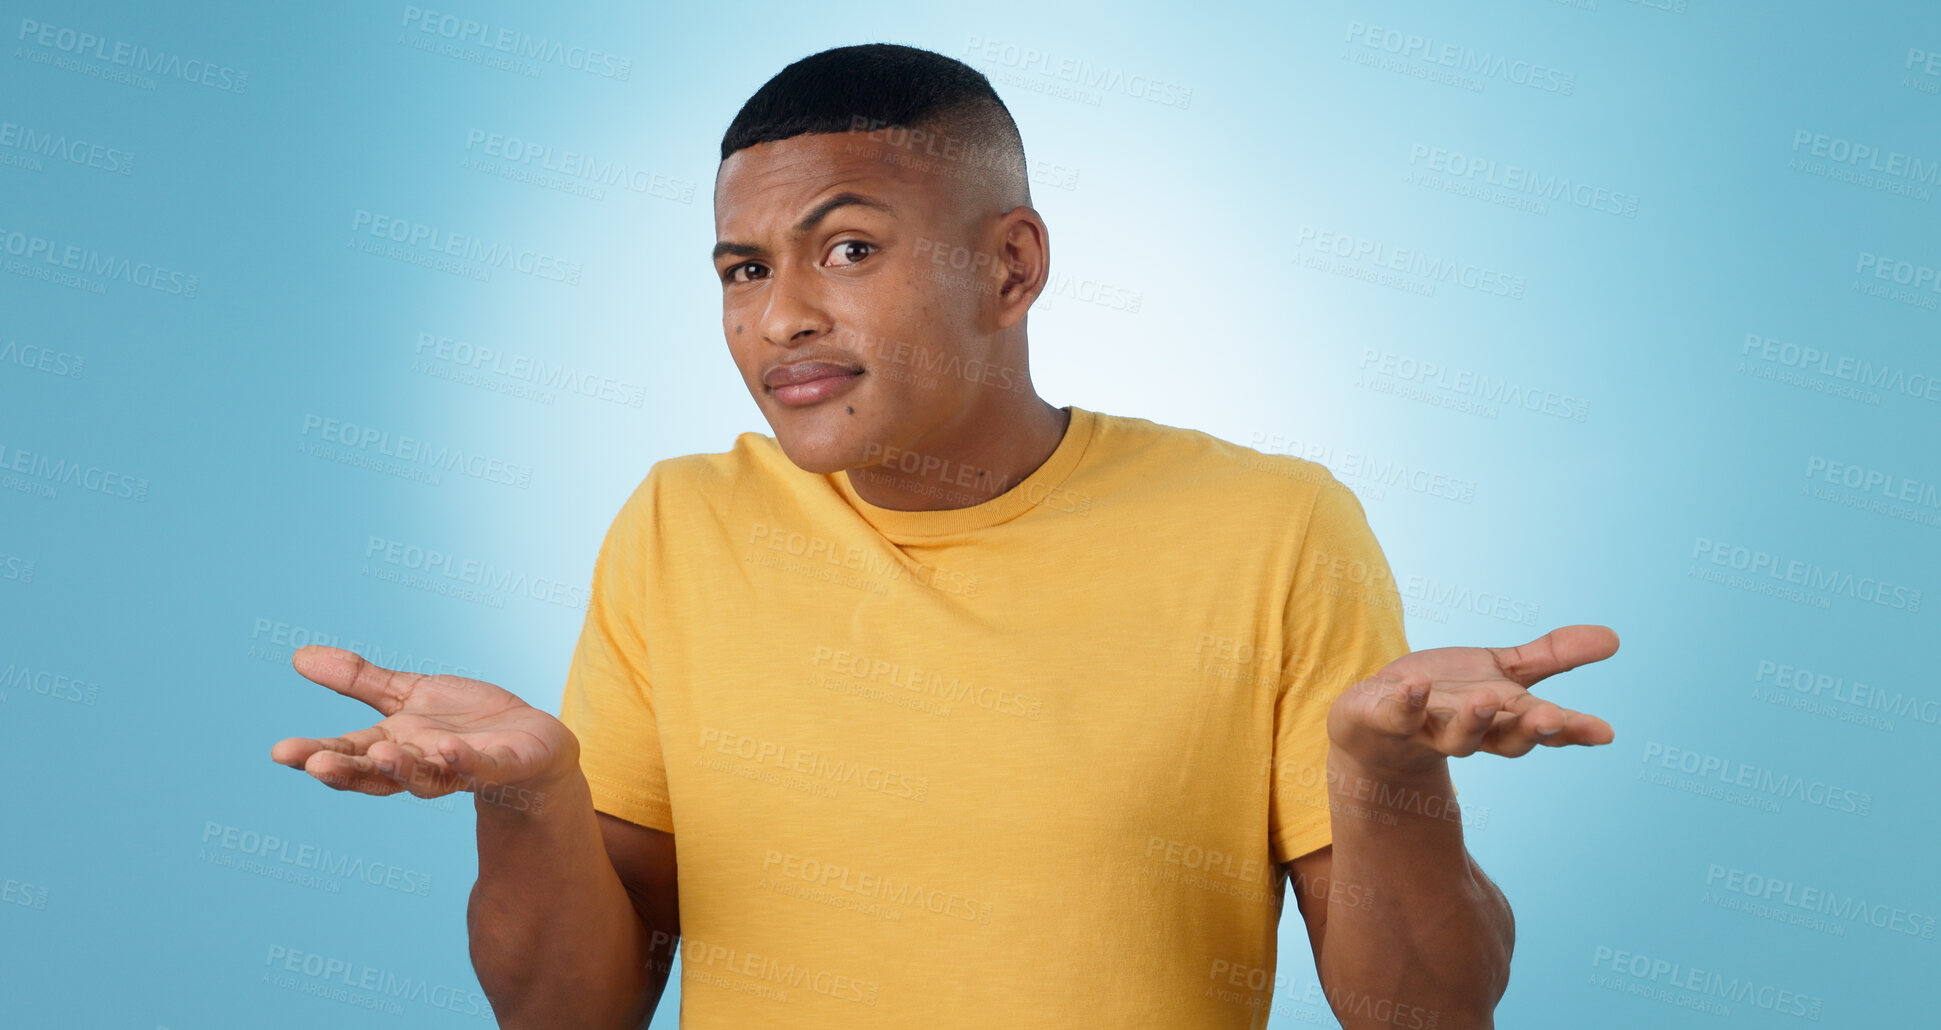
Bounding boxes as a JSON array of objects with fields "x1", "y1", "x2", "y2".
[
  {"x1": 1516, "y1": 705, "x2": 1615, "y2": 747},
  {"x1": 270, "y1": 725, "x2": 389, "y2": 769},
  {"x1": 1438, "y1": 694, "x2": 1502, "y2": 757},
  {"x1": 1549, "y1": 708, "x2": 1616, "y2": 747},
  {"x1": 377, "y1": 734, "x2": 510, "y2": 797},
  {"x1": 1351, "y1": 670, "x2": 1433, "y2": 737},
  {"x1": 290, "y1": 645, "x2": 422, "y2": 718},
  {"x1": 302, "y1": 748, "x2": 405, "y2": 796},
  {"x1": 1485, "y1": 624, "x2": 1619, "y2": 688},
  {"x1": 271, "y1": 736, "x2": 323, "y2": 768},
  {"x1": 1481, "y1": 701, "x2": 1567, "y2": 758},
  {"x1": 436, "y1": 734, "x2": 528, "y2": 792},
  {"x1": 369, "y1": 739, "x2": 465, "y2": 798}
]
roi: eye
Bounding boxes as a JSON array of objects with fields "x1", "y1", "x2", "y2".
[
  {"x1": 723, "y1": 261, "x2": 767, "y2": 284},
  {"x1": 826, "y1": 240, "x2": 877, "y2": 267}
]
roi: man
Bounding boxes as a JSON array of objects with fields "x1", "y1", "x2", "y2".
[{"x1": 270, "y1": 43, "x2": 1617, "y2": 1029}]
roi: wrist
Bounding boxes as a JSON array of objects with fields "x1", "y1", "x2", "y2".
[
  {"x1": 1325, "y1": 745, "x2": 1466, "y2": 831},
  {"x1": 1326, "y1": 742, "x2": 1450, "y2": 787},
  {"x1": 472, "y1": 761, "x2": 586, "y2": 821}
]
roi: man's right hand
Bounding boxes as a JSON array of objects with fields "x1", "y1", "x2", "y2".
[{"x1": 269, "y1": 645, "x2": 580, "y2": 810}]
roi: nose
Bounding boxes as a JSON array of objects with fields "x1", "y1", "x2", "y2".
[{"x1": 759, "y1": 266, "x2": 832, "y2": 348}]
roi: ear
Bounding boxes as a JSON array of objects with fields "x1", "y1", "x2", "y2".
[{"x1": 989, "y1": 207, "x2": 1049, "y2": 331}]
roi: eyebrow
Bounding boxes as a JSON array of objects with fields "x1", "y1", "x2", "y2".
[{"x1": 711, "y1": 192, "x2": 896, "y2": 262}]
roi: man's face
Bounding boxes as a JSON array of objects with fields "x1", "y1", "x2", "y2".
[{"x1": 712, "y1": 130, "x2": 1008, "y2": 475}]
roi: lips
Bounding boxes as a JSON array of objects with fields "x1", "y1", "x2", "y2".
[{"x1": 763, "y1": 360, "x2": 864, "y2": 389}]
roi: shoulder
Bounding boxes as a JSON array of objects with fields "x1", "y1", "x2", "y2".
[
  {"x1": 611, "y1": 429, "x2": 796, "y2": 526},
  {"x1": 1084, "y1": 407, "x2": 1344, "y2": 515}
]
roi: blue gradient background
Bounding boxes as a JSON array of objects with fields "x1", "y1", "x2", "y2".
[{"x1": 3, "y1": 1, "x2": 1935, "y2": 1026}]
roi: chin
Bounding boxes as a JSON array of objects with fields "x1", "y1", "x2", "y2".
[
  {"x1": 774, "y1": 439, "x2": 856, "y2": 475},
  {"x1": 765, "y1": 411, "x2": 870, "y2": 475},
  {"x1": 755, "y1": 379, "x2": 905, "y2": 474}
]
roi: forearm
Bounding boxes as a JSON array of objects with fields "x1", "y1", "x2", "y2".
[
  {"x1": 1316, "y1": 747, "x2": 1514, "y2": 1029},
  {"x1": 468, "y1": 770, "x2": 662, "y2": 1030}
]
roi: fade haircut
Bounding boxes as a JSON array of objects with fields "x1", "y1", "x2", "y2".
[{"x1": 719, "y1": 42, "x2": 1032, "y2": 208}]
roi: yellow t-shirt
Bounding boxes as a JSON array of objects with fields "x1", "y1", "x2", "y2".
[{"x1": 556, "y1": 404, "x2": 1411, "y2": 1028}]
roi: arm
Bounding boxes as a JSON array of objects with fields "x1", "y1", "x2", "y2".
[
  {"x1": 1285, "y1": 764, "x2": 1513, "y2": 1029},
  {"x1": 270, "y1": 646, "x2": 680, "y2": 1030},
  {"x1": 1287, "y1": 625, "x2": 1619, "y2": 1029},
  {"x1": 469, "y1": 767, "x2": 681, "y2": 1030}
]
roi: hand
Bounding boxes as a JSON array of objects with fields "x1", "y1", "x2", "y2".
[
  {"x1": 1326, "y1": 624, "x2": 1618, "y2": 779},
  {"x1": 269, "y1": 646, "x2": 581, "y2": 811}
]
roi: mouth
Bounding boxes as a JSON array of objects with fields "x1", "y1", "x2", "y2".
[{"x1": 764, "y1": 362, "x2": 866, "y2": 407}]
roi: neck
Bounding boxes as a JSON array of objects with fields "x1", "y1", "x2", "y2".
[{"x1": 844, "y1": 394, "x2": 1070, "y2": 512}]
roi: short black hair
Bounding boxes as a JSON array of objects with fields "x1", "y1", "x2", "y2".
[{"x1": 720, "y1": 43, "x2": 1031, "y2": 205}]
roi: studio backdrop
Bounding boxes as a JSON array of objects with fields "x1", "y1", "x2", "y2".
[{"x1": 2, "y1": 1, "x2": 1935, "y2": 1027}]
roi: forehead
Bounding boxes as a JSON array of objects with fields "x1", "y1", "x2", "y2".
[{"x1": 713, "y1": 131, "x2": 948, "y2": 234}]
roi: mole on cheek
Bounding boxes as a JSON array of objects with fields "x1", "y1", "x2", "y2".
[
  {"x1": 845, "y1": 406, "x2": 855, "y2": 415},
  {"x1": 734, "y1": 325, "x2": 744, "y2": 335}
]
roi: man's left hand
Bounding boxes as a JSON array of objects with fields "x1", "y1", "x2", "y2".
[{"x1": 1326, "y1": 624, "x2": 1619, "y2": 779}]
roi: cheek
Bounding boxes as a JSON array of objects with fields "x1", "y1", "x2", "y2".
[{"x1": 722, "y1": 336, "x2": 760, "y2": 384}]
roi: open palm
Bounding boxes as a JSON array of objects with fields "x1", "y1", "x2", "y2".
[
  {"x1": 1326, "y1": 624, "x2": 1619, "y2": 777},
  {"x1": 269, "y1": 645, "x2": 578, "y2": 808}
]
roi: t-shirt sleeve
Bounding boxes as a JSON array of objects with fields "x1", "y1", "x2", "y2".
[
  {"x1": 556, "y1": 467, "x2": 676, "y2": 834},
  {"x1": 1268, "y1": 471, "x2": 1412, "y2": 866}
]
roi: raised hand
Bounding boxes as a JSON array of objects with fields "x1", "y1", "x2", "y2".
[
  {"x1": 269, "y1": 645, "x2": 580, "y2": 812},
  {"x1": 1326, "y1": 624, "x2": 1619, "y2": 778}
]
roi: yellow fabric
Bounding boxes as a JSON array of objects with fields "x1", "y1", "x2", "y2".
[{"x1": 556, "y1": 404, "x2": 1411, "y2": 1028}]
